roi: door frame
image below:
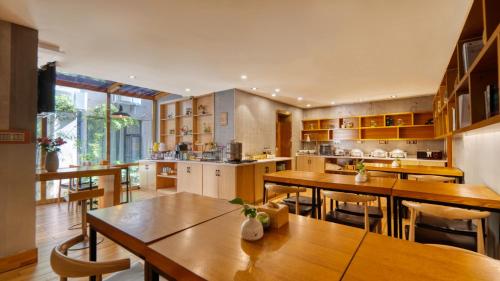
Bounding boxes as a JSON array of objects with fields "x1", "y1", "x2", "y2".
[{"x1": 276, "y1": 110, "x2": 292, "y2": 157}]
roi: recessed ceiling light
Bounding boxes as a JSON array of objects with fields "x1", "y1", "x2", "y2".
[
  {"x1": 275, "y1": 88, "x2": 281, "y2": 92},
  {"x1": 251, "y1": 87, "x2": 258, "y2": 90},
  {"x1": 240, "y1": 74, "x2": 247, "y2": 80},
  {"x1": 185, "y1": 88, "x2": 191, "y2": 92},
  {"x1": 129, "y1": 75, "x2": 135, "y2": 79},
  {"x1": 390, "y1": 95, "x2": 397, "y2": 98},
  {"x1": 297, "y1": 97, "x2": 303, "y2": 101},
  {"x1": 306, "y1": 104, "x2": 311, "y2": 107},
  {"x1": 271, "y1": 93, "x2": 277, "y2": 97},
  {"x1": 331, "y1": 101, "x2": 336, "y2": 105}
]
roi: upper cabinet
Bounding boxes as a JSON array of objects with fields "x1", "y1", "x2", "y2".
[
  {"x1": 301, "y1": 112, "x2": 434, "y2": 141},
  {"x1": 434, "y1": 0, "x2": 500, "y2": 137}
]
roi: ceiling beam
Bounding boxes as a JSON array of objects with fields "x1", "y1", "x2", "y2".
[
  {"x1": 107, "y1": 82, "x2": 122, "y2": 93},
  {"x1": 154, "y1": 92, "x2": 170, "y2": 100}
]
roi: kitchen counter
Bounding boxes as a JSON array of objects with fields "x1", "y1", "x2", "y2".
[
  {"x1": 139, "y1": 157, "x2": 293, "y2": 166},
  {"x1": 296, "y1": 154, "x2": 447, "y2": 163}
]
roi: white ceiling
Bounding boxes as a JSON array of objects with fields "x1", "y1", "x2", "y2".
[{"x1": 0, "y1": 0, "x2": 471, "y2": 107}]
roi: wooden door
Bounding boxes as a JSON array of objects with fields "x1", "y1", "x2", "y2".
[
  {"x1": 296, "y1": 156, "x2": 310, "y2": 171},
  {"x1": 219, "y1": 166, "x2": 236, "y2": 200},
  {"x1": 254, "y1": 162, "x2": 276, "y2": 203},
  {"x1": 310, "y1": 157, "x2": 325, "y2": 173},
  {"x1": 202, "y1": 164, "x2": 219, "y2": 198},
  {"x1": 276, "y1": 112, "x2": 292, "y2": 157}
]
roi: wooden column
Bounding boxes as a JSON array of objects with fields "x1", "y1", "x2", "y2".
[
  {"x1": 446, "y1": 135, "x2": 453, "y2": 168},
  {"x1": 39, "y1": 117, "x2": 48, "y2": 203},
  {"x1": 106, "y1": 93, "x2": 111, "y2": 162},
  {"x1": 152, "y1": 100, "x2": 158, "y2": 143}
]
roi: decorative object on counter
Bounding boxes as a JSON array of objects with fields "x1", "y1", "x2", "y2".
[
  {"x1": 386, "y1": 116, "x2": 394, "y2": 126},
  {"x1": 370, "y1": 119, "x2": 377, "y2": 127},
  {"x1": 203, "y1": 122, "x2": 211, "y2": 133},
  {"x1": 185, "y1": 107, "x2": 192, "y2": 116},
  {"x1": 257, "y1": 202, "x2": 289, "y2": 229},
  {"x1": 416, "y1": 150, "x2": 443, "y2": 160},
  {"x1": 198, "y1": 104, "x2": 207, "y2": 115},
  {"x1": 159, "y1": 143, "x2": 167, "y2": 152},
  {"x1": 484, "y1": 84, "x2": 499, "y2": 118},
  {"x1": 350, "y1": 148, "x2": 364, "y2": 157},
  {"x1": 229, "y1": 198, "x2": 264, "y2": 241},
  {"x1": 389, "y1": 149, "x2": 407, "y2": 159},
  {"x1": 153, "y1": 142, "x2": 159, "y2": 152},
  {"x1": 334, "y1": 148, "x2": 346, "y2": 156},
  {"x1": 355, "y1": 160, "x2": 368, "y2": 183},
  {"x1": 369, "y1": 148, "x2": 388, "y2": 158},
  {"x1": 167, "y1": 112, "x2": 174, "y2": 119},
  {"x1": 391, "y1": 157, "x2": 401, "y2": 168},
  {"x1": 37, "y1": 137, "x2": 66, "y2": 172},
  {"x1": 319, "y1": 144, "x2": 332, "y2": 155},
  {"x1": 396, "y1": 118, "x2": 404, "y2": 126}
]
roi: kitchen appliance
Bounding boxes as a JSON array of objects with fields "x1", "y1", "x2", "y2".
[
  {"x1": 226, "y1": 140, "x2": 243, "y2": 162},
  {"x1": 417, "y1": 150, "x2": 443, "y2": 160},
  {"x1": 370, "y1": 149, "x2": 388, "y2": 158},
  {"x1": 389, "y1": 149, "x2": 407, "y2": 158},
  {"x1": 319, "y1": 144, "x2": 332, "y2": 155},
  {"x1": 350, "y1": 149, "x2": 364, "y2": 158},
  {"x1": 334, "y1": 148, "x2": 346, "y2": 156},
  {"x1": 175, "y1": 143, "x2": 188, "y2": 159}
]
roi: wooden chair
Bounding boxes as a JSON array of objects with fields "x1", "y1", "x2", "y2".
[
  {"x1": 264, "y1": 184, "x2": 313, "y2": 216},
  {"x1": 407, "y1": 174, "x2": 456, "y2": 183},
  {"x1": 50, "y1": 235, "x2": 144, "y2": 281},
  {"x1": 321, "y1": 190, "x2": 381, "y2": 232},
  {"x1": 403, "y1": 201, "x2": 490, "y2": 254}
]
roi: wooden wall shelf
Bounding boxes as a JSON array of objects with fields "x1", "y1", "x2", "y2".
[
  {"x1": 301, "y1": 112, "x2": 434, "y2": 141},
  {"x1": 159, "y1": 94, "x2": 215, "y2": 151},
  {"x1": 433, "y1": 0, "x2": 500, "y2": 138}
]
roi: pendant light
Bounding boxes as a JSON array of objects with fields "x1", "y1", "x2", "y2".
[{"x1": 112, "y1": 105, "x2": 130, "y2": 118}]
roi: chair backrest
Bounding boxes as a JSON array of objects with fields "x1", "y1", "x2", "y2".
[
  {"x1": 321, "y1": 190, "x2": 377, "y2": 231},
  {"x1": 368, "y1": 171, "x2": 397, "y2": 178},
  {"x1": 407, "y1": 174, "x2": 456, "y2": 183},
  {"x1": 403, "y1": 201, "x2": 490, "y2": 254},
  {"x1": 264, "y1": 184, "x2": 307, "y2": 215},
  {"x1": 51, "y1": 235, "x2": 130, "y2": 281}
]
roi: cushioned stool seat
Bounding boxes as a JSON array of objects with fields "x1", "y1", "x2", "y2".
[
  {"x1": 325, "y1": 211, "x2": 381, "y2": 232},
  {"x1": 336, "y1": 203, "x2": 383, "y2": 218}
]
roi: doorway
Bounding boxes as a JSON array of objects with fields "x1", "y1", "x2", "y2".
[{"x1": 276, "y1": 111, "x2": 292, "y2": 157}]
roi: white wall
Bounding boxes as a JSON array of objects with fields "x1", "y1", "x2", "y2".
[
  {"x1": 234, "y1": 90, "x2": 303, "y2": 157},
  {"x1": 453, "y1": 124, "x2": 500, "y2": 258}
]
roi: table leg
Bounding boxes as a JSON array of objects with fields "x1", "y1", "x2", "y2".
[
  {"x1": 317, "y1": 188, "x2": 322, "y2": 220},
  {"x1": 145, "y1": 262, "x2": 159, "y2": 281},
  {"x1": 311, "y1": 187, "x2": 316, "y2": 218},
  {"x1": 89, "y1": 227, "x2": 97, "y2": 281},
  {"x1": 393, "y1": 197, "x2": 398, "y2": 238},
  {"x1": 126, "y1": 167, "x2": 130, "y2": 203},
  {"x1": 400, "y1": 173, "x2": 408, "y2": 180},
  {"x1": 262, "y1": 181, "x2": 267, "y2": 204},
  {"x1": 386, "y1": 195, "x2": 392, "y2": 237}
]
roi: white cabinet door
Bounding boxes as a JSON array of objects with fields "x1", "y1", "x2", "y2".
[
  {"x1": 139, "y1": 161, "x2": 155, "y2": 190},
  {"x1": 202, "y1": 165, "x2": 219, "y2": 198},
  {"x1": 187, "y1": 163, "x2": 203, "y2": 195},
  {"x1": 218, "y1": 166, "x2": 236, "y2": 200},
  {"x1": 177, "y1": 162, "x2": 190, "y2": 193}
]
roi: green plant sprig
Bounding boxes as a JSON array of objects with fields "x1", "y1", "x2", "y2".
[{"x1": 229, "y1": 197, "x2": 257, "y2": 218}]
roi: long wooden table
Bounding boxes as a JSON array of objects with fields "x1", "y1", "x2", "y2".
[
  {"x1": 146, "y1": 210, "x2": 367, "y2": 281},
  {"x1": 364, "y1": 163, "x2": 464, "y2": 182},
  {"x1": 392, "y1": 180, "x2": 500, "y2": 238},
  {"x1": 86, "y1": 192, "x2": 240, "y2": 281},
  {"x1": 342, "y1": 233, "x2": 500, "y2": 281},
  {"x1": 36, "y1": 165, "x2": 123, "y2": 206},
  {"x1": 263, "y1": 170, "x2": 396, "y2": 236}
]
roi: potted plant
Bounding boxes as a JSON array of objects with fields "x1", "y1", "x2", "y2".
[
  {"x1": 229, "y1": 198, "x2": 264, "y2": 241},
  {"x1": 355, "y1": 160, "x2": 368, "y2": 183},
  {"x1": 37, "y1": 137, "x2": 67, "y2": 172}
]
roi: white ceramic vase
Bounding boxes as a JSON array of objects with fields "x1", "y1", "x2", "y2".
[
  {"x1": 355, "y1": 172, "x2": 368, "y2": 183},
  {"x1": 241, "y1": 216, "x2": 264, "y2": 241}
]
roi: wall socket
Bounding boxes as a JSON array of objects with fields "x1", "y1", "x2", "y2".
[{"x1": 406, "y1": 140, "x2": 417, "y2": 144}]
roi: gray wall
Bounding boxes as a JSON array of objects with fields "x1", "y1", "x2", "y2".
[
  {"x1": 214, "y1": 89, "x2": 236, "y2": 146},
  {"x1": 234, "y1": 90, "x2": 303, "y2": 157},
  {"x1": 0, "y1": 21, "x2": 37, "y2": 259}
]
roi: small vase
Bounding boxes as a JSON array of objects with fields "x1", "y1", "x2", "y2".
[
  {"x1": 241, "y1": 216, "x2": 264, "y2": 241},
  {"x1": 355, "y1": 172, "x2": 368, "y2": 183},
  {"x1": 391, "y1": 160, "x2": 401, "y2": 168},
  {"x1": 45, "y1": 151, "x2": 59, "y2": 172}
]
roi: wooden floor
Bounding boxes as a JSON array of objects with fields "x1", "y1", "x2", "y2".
[{"x1": 0, "y1": 189, "x2": 390, "y2": 281}]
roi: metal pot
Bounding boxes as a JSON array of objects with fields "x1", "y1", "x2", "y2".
[{"x1": 226, "y1": 140, "x2": 242, "y2": 161}]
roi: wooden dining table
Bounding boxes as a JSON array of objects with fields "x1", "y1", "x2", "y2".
[
  {"x1": 342, "y1": 233, "x2": 500, "y2": 281},
  {"x1": 392, "y1": 179, "x2": 500, "y2": 238},
  {"x1": 146, "y1": 210, "x2": 367, "y2": 281},
  {"x1": 263, "y1": 170, "x2": 396, "y2": 236},
  {"x1": 364, "y1": 163, "x2": 464, "y2": 182},
  {"x1": 36, "y1": 165, "x2": 123, "y2": 206},
  {"x1": 86, "y1": 192, "x2": 240, "y2": 281}
]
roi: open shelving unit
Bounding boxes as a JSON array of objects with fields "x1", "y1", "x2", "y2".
[
  {"x1": 301, "y1": 112, "x2": 434, "y2": 141},
  {"x1": 159, "y1": 93, "x2": 215, "y2": 151},
  {"x1": 433, "y1": 0, "x2": 500, "y2": 138}
]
